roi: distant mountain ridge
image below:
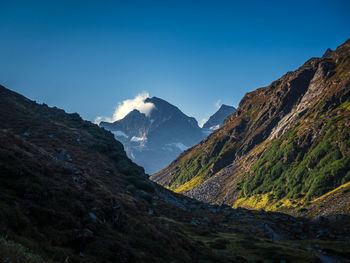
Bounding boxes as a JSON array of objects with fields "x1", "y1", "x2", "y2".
[
  {"x1": 203, "y1": 104, "x2": 236, "y2": 130},
  {"x1": 100, "y1": 97, "x2": 236, "y2": 174},
  {"x1": 100, "y1": 96, "x2": 205, "y2": 174}
]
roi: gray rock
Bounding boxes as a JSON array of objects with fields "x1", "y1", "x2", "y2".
[
  {"x1": 264, "y1": 223, "x2": 280, "y2": 241},
  {"x1": 76, "y1": 228, "x2": 94, "y2": 240},
  {"x1": 89, "y1": 212, "x2": 98, "y2": 222},
  {"x1": 82, "y1": 228, "x2": 94, "y2": 238},
  {"x1": 203, "y1": 217, "x2": 211, "y2": 223},
  {"x1": 57, "y1": 149, "x2": 73, "y2": 162},
  {"x1": 190, "y1": 218, "x2": 200, "y2": 226}
]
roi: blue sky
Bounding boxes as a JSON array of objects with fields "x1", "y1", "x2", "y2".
[{"x1": 0, "y1": 0, "x2": 349, "y2": 125}]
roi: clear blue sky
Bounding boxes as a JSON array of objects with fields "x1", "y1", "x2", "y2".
[{"x1": 0, "y1": 0, "x2": 349, "y2": 125}]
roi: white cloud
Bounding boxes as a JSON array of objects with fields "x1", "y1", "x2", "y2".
[
  {"x1": 165, "y1": 142, "x2": 189, "y2": 152},
  {"x1": 215, "y1": 99, "x2": 221, "y2": 109},
  {"x1": 112, "y1": 92, "x2": 155, "y2": 121},
  {"x1": 94, "y1": 116, "x2": 112, "y2": 124},
  {"x1": 94, "y1": 92, "x2": 155, "y2": 124}
]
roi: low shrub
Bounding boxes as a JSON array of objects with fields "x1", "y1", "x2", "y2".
[
  {"x1": 208, "y1": 238, "x2": 229, "y2": 249},
  {"x1": 126, "y1": 184, "x2": 137, "y2": 193},
  {"x1": 125, "y1": 176, "x2": 155, "y2": 193},
  {"x1": 139, "y1": 192, "x2": 153, "y2": 203},
  {"x1": 240, "y1": 117, "x2": 350, "y2": 202},
  {"x1": 0, "y1": 236, "x2": 47, "y2": 263}
]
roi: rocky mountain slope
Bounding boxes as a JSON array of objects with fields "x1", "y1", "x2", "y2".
[
  {"x1": 2, "y1": 85, "x2": 350, "y2": 262},
  {"x1": 151, "y1": 39, "x2": 350, "y2": 217},
  {"x1": 100, "y1": 97, "x2": 205, "y2": 174},
  {"x1": 202, "y1": 104, "x2": 236, "y2": 130}
]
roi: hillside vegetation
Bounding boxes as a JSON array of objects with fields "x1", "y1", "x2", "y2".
[
  {"x1": 4, "y1": 85, "x2": 350, "y2": 262},
  {"x1": 151, "y1": 39, "x2": 350, "y2": 216}
]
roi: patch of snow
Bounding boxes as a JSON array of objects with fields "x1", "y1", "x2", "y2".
[
  {"x1": 199, "y1": 118, "x2": 208, "y2": 128},
  {"x1": 112, "y1": 130, "x2": 129, "y2": 138},
  {"x1": 209, "y1": 124, "x2": 220, "y2": 130}
]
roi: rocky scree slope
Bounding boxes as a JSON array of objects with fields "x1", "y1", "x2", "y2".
[
  {"x1": 100, "y1": 97, "x2": 205, "y2": 174},
  {"x1": 151, "y1": 39, "x2": 350, "y2": 217},
  {"x1": 4, "y1": 85, "x2": 350, "y2": 262}
]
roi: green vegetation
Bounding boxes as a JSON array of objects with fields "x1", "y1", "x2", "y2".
[
  {"x1": 169, "y1": 156, "x2": 215, "y2": 190},
  {"x1": 0, "y1": 236, "x2": 47, "y2": 263},
  {"x1": 169, "y1": 137, "x2": 236, "y2": 191},
  {"x1": 242, "y1": 113, "x2": 350, "y2": 201},
  {"x1": 138, "y1": 191, "x2": 153, "y2": 203},
  {"x1": 116, "y1": 159, "x2": 142, "y2": 176},
  {"x1": 125, "y1": 175, "x2": 155, "y2": 193},
  {"x1": 187, "y1": 231, "x2": 320, "y2": 263}
]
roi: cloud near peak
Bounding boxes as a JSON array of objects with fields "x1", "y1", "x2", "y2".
[
  {"x1": 112, "y1": 92, "x2": 155, "y2": 121},
  {"x1": 94, "y1": 92, "x2": 155, "y2": 124},
  {"x1": 215, "y1": 99, "x2": 221, "y2": 109}
]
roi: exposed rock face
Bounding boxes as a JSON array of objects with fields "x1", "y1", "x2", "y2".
[
  {"x1": 269, "y1": 56, "x2": 337, "y2": 139},
  {"x1": 151, "y1": 39, "x2": 350, "y2": 215},
  {"x1": 202, "y1": 104, "x2": 236, "y2": 130},
  {"x1": 100, "y1": 97, "x2": 205, "y2": 174}
]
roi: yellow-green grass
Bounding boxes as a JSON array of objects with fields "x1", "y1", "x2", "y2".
[
  {"x1": 233, "y1": 192, "x2": 302, "y2": 211},
  {"x1": 174, "y1": 175, "x2": 205, "y2": 193},
  {"x1": 186, "y1": 231, "x2": 319, "y2": 263}
]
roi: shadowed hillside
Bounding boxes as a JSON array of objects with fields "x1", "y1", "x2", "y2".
[{"x1": 2, "y1": 85, "x2": 350, "y2": 262}]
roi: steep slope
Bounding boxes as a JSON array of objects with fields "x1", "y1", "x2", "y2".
[
  {"x1": 100, "y1": 97, "x2": 205, "y2": 174},
  {"x1": 202, "y1": 105, "x2": 236, "y2": 130},
  {"x1": 3, "y1": 85, "x2": 350, "y2": 263},
  {"x1": 151, "y1": 39, "x2": 350, "y2": 216},
  {"x1": 0, "y1": 86, "x2": 221, "y2": 262},
  {"x1": 7, "y1": 85, "x2": 350, "y2": 262}
]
